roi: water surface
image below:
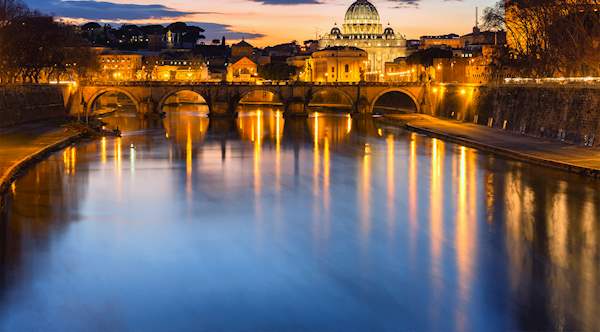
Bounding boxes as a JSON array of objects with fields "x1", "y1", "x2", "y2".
[{"x1": 1, "y1": 106, "x2": 599, "y2": 331}]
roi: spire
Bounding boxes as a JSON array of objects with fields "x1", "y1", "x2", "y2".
[{"x1": 473, "y1": 7, "x2": 481, "y2": 33}]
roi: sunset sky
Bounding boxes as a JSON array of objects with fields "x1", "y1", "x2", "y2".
[{"x1": 24, "y1": 0, "x2": 498, "y2": 46}]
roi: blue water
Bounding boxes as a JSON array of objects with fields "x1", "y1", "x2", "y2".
[{"x1": 1, "y1": 108, "x2": 599, "y2": 331}]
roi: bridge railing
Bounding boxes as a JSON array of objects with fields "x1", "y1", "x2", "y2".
[
  {"x1": 80, "y1": 80, "x2": 424, "y2": 88},
  {"x1": 502, "y1": 77, "x2": 600, "y2": 87}
]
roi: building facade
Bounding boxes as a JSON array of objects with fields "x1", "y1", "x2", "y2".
[
  {"x1": 227, "y1": 57, "x2": 258, "y2": 82},
  {"x1": 304, "y1": 46, "x2": 367, "y2": 82},
  {"x1": 384, "y1": 58, "x2": 420, "y2": 82},
  {"x1": 419, "y1": 34, "x2": 461, "y2": 50},
  {"x1": 152, "y1": 57, "x2": 209, "y2": 81},
  {"x1": 97, "y1": 51, "x2": 144, "y2": 81},
  {"x1": 431, "y1": 45, "x2": 501, "y2": 84},
  {"x1": 319, "y1": 0, "x2": 407, "y2": 81}
]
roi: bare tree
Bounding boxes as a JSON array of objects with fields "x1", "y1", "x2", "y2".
[
  {"x1": 0, "y1": 1, "x2": 100, "y2": 84},
  {"x1": 0, "y1": 0, "x2": 34, "y2": 26},
  {"x1": 484, "y1": 0, "x2": 600, "y2": 77}
]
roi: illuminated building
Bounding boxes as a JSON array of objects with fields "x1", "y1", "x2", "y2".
[
  {"x1": 303, "y1": 46, "x2": 367, "y2": 82},
  {"x1": 384, "y1": 58, "x2": 422, "y2": 82},
  {"x1": 461, "y1": 29, "x2": 506, "y2": 49},
  {"x1": 152, "y1": 63, "x2": 208, "y2": 82},
  {"x1": 151, "y1": 53, "x2": 209, "y2": 81},
  {"x1": 227, "y1": 56, "x2": 258, "y2": 82},
  {"x1": 408, "y1": 13, "x2": 506, "y2": 84},
  {"x1": 230, "y1": 40, "x2": 270, "y2": 66},
  {"x1": 226, "y1": 40, "x2": 270, "y2": 82},
  {"x1": 319, "y1": 0, "x2": 408, "y2": 81},
  {"x1": 97, "y1": 51, "x2": 143, "y2": 81},
  {"x1": 419, "y1": 34, "x2": 462, "y2": 50},
  {"x1": 431, "y1": 45, "x2": 500, "y2": 84}
]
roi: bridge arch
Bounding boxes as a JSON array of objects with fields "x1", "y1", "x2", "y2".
[
  {"x1": 157, "y1": 89, "x2": 210, "y2": 112},
  {"x1": 87, "y1": 88, "x2": 141, "y2": 114},
  {"x1": 371, "y1": 88, "x2": 419, "y2": 114},
  {"x1": 308, "y1": 88, "x2": 354, "y2": 111},
  {"x1": 238, "y1": 88, "x2": 283, "y2": 105}
]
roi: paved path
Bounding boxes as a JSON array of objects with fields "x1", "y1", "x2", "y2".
[
  {"x1": 0, "y1": 120, "x2": 83, "y2": 194},
  {"x1": 383, "y1": 114, "x2": 600, "y2": 176}
]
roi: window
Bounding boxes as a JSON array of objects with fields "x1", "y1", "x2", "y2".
[
  {"x1": 344, "y1": 64, "x2": 349, "y2": 73},
  {"x1": 331, "y1": 66, "x2": 335, "y2": 73}
]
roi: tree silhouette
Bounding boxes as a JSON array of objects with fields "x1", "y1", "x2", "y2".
[{"x1": 484, "y1": 0, "x2": 600, "y2": 77}]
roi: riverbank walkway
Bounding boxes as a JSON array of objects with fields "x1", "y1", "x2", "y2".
[
  {"x1": 383, "y1": 114, "x2": 600, "y2": 176},
  {"x1": 0, "y1": 120, "x2": 83, "y2": 194}
]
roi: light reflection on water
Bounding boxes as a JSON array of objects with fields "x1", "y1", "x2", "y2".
[{"x1": 1, "y1": 105, "x2": 600, "y2": 331}]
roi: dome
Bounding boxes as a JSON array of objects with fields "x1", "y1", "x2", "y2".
[
  {"x1": 330, "y1": 26, "x2": 342, "y2": 36},
  {"x1": 344, "y1": 0, "x2": 380, "y2": 24},
  {"x1": 384, "y1": 27, "x2": 395, "y2": 36},
  {"x1": 342, "y1": 0, "x2": 383, "y2": 35}
]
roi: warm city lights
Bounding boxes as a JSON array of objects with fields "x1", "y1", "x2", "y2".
[{"x1": 0, "y1": 0, "x2": 599, "y2": 330}]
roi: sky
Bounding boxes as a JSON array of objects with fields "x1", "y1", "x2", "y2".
[{"x1": 24, "y1": 0, "x2": 498, "y2": 46}]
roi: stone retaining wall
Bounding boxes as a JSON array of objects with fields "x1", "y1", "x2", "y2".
[
  {"x1": 430, "y1": 84, "x2": 600, "y2": 147},
  {"x1": 0, "y1": 85, "x2": 67, "y2": 127}
]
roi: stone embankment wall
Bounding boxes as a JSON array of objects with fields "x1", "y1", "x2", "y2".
[
  {"x1": 0, "y1": 85, "x2": 68, "y2": 127},
  {"x1": 429, "y1": 84, "x2": 600, "y2": 147}
]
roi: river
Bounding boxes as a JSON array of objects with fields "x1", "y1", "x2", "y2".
[{"x1": 1, "y1": 105, "x2": 599, "y2": 331}]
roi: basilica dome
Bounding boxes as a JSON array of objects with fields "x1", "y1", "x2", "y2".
[
  {"x1": 320, "y1": 0, "x2": 408, "y2": 82},
  {"x1": 344, "y1": 0, "x2": 380, "y2": 24},
  {"x1": 342, "y1": 0, "x2": 383, "y2": 35}
]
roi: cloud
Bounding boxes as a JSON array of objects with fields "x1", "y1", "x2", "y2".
[
  {"x1": 389, "y1": 0, "x2": 462, "y2": 8},
  {"x1": 187, "y1": 22, "x2": 265, "y2": 41},
  {"x1": 389, "y1": 0, "x2": 420, "y2": 7},
  {"x1": 247, "y1": 0, "x2": 321, "y2": 4},
  {"x1": 23, "y1": 1, "x2": 264, "y2": 41},
  {"x1": 23, "y1": 0, "x2": 201, "y2": 20}
]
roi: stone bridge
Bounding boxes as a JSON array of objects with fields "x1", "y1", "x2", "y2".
[{"x1": 69, "y1": 82, "x2": 432, "y2": 117}]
